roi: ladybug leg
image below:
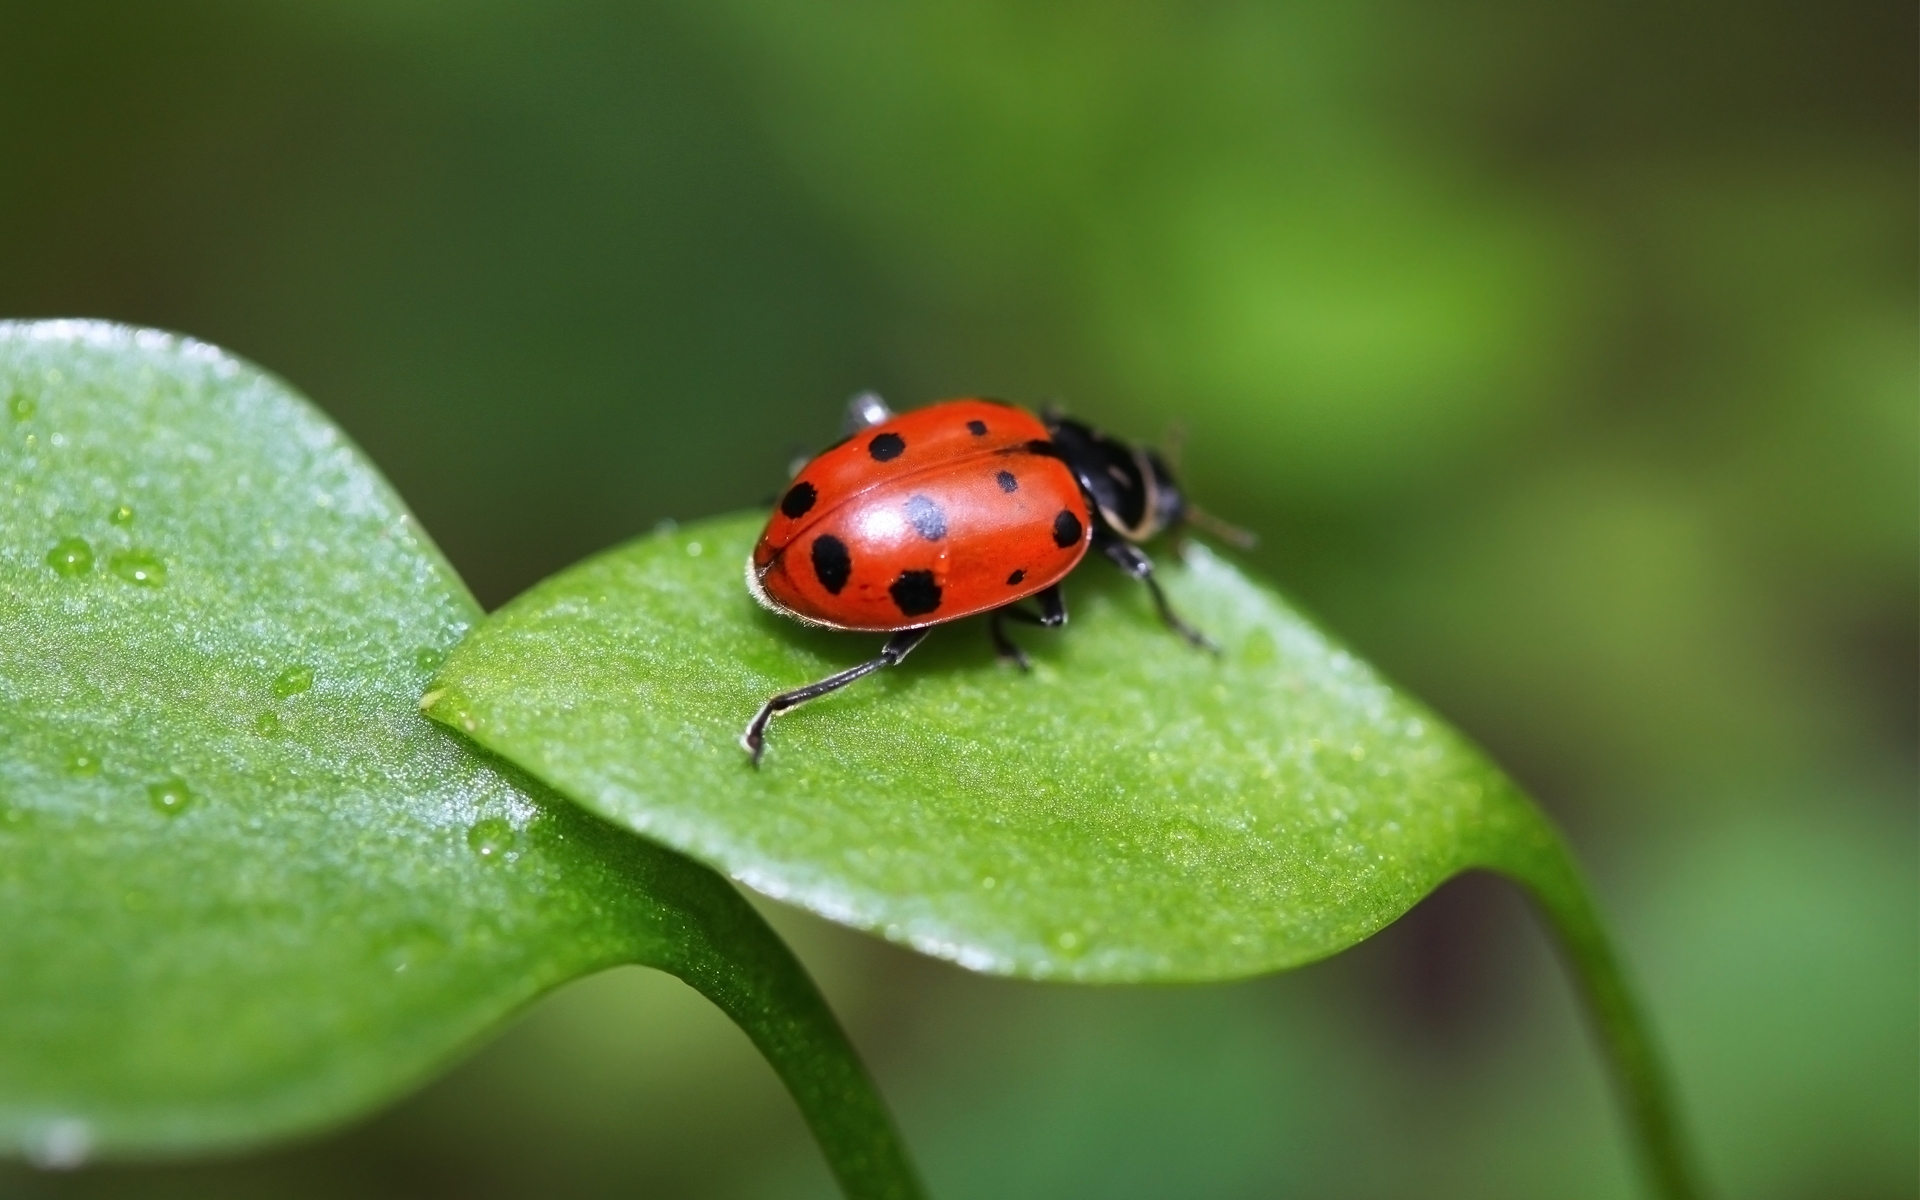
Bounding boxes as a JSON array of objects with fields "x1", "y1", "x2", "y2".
[
  {"x1": 988, "y1": 585, "x2": 1067, "y2": 670},
  {"x1": 1032, "y1": 583, "x2": 1068, "y2": 626},
  {"x1": 1096, "y1": 534, "x2": 1218, "y2": 653},
  {"x1": 987, "y1": 611, "x2": 1032, "y2": 671},
  {"x1": 741, "y1": 627, "x2": 931, "y2": 766}
]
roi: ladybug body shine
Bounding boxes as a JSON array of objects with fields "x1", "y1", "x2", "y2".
[{"x1": 742, "y1": 393, "x2": 1237, "y2": 764}]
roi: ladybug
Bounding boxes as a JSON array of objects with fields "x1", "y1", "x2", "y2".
[{"x1": 742, "y1": 392, "x2": 1250, "y2": 764}]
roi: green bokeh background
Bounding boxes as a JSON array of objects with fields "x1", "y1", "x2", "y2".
[{"x1": 2, "y1": 1, "x2": 1912, "y2": 1197}]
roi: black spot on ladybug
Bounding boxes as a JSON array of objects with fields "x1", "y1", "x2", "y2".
[
  {"x1": 995, "y1": 470, "x2": 1018, "y2": 493},
  {"x1": 904, "y1": 494, "x2": 947, "y2": 540},
  {"x1": 967, "y1": 419, "x2": 988, "y2": 436},
  {"x1": 1053, "y1": 509, "x2": 1083, "y2": 548},
  {"x1": 889, "y1": 569, "x2": 942, "y2": 616},
  {"x1": 868, "y1": 432, "x2": 906, "y2": 462},
  {"x1": 780, "y1": 481, "x2": 817, "y2": 519},
  {"x1": 1006, "y1": 568, "x2": 1026, "y2": 586},
  {"x1": 810, "y1": 534, "x2": 852, "y2": 594}
]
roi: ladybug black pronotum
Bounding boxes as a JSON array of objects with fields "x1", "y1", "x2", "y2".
[{"x1": 742, "y1": 392, "x2": 1251, "y2": 764}]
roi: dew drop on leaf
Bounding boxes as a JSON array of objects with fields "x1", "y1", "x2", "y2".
[
  {"x1": 108, "y1": 504, "x2": 135, "y2": 526},
  {"x1": 46, "y1": 537, "x2": 93, "y2": 577},
  {"x1": 8, "y1": 392, "x2": 35, "y2": 421},
  {"x1": 65, "y1": 752, "x2": 100, "y2": 777},
  {"x1": 466, "y1": 817, "x2": 517, "y2": 863},
  {"x1": 272, "y1": 665, "x2": 315, "y2": 698},
  {"x1": 108, "y1": 550, "x2": 165, "y2": 587},
  {"x1": 147, "y1": 779, "x2": 193, "y2": 816},
  {"x1": 253, "y1": 711, "x2": 281, "y2": 737},
  {"x1": 413, "y1": 647, "x2": 445, "y2": 672}
]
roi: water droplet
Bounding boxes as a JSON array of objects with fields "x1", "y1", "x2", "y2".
[
  {"x1": 272, "y1": 665, "x2": 315, "y2": 697},
  {"x1": 108, "y1": 503, "x2": 135, "y2": 526},
  {"x1": 7, "y1": 393, "x2": 35, "y2": 422},
  {"x1": 2, "y1": 807, "x2": 32, "y2": 830},
  {"x1": 1055, "y1": 930, "x2": 1081, "y2": 951},
  {"x1": 108, "y1": 549, "x2": 166, "y2": 586},
  {"x1": 148, "y1": 779, "x2": 193, "y2": 816},
  {"x1": 65, "y1": 751, "x2": 100, "y2": 777},
  {"x1": 46, "y1": 537, "x2": 93, "y2": 577},
  {"x1": 685, "y1": 541, "x2": 704, "y2": 557},
  {"x1": 466, "y1": 817, "x2": 517, "y2": 863},
  {"x1": 413, "y1": 647, "x2": 445, "y2": 672},
  {"x1": 253, "y1": 711, "x2": 281, "y2": 737}
]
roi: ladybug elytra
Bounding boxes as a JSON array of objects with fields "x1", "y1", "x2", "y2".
[{"x1": 742, "y1": 393, "x2": 1248, "y2": 764}]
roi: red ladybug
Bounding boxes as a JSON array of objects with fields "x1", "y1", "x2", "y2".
[{"x1": 742, "y1": 393, "x2": 1248, "y2": 763}]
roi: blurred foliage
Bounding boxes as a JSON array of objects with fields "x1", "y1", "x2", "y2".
[{"x1": 0, "y1": 0, "x2": 1911, "y2": 1197}]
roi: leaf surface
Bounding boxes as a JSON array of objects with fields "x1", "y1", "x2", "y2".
[
  {"x1": 427, "y1": 474, "x2": 1710, "y2": 1197},
  {"x1": 0, "y1": 322, "x2": 917, "y2": 1199},
  {"x1": 425, "y1": 509, "x2": 1559, "y2": 981}
]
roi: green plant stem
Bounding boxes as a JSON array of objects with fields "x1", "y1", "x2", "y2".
[
  {"x1": 652, "y1": 855, "x2": 925, "y2": 1200},
  {"x1": 1484, "y1": 808, "x2": 1703, "y2": 1200}
]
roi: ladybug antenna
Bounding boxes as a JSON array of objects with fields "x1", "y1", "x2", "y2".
[
  {"x1": 1185, "y1": 504, "x2": 1258, "y2": 550},
  {"x1": 843, "y1": 390, "x2": 894, "y2": 433}
]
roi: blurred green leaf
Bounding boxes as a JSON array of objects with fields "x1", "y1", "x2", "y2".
[
  {"x1": 425, "y1": 506, "x2": 1700, "y2": 1195},
  {"x1": 0, "y1": 323, "x2": 919, "y2": 1200}
]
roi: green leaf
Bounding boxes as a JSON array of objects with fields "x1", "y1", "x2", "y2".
[
  {"x1": 427, "y1": 512, "x2": 1702, "y2": 1197},
  {"x1": 0, "y1": 322, "x2": 920, "y2": 1200}
]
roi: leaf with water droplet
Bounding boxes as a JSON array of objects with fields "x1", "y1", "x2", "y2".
[
  {"x1": 106, "y1": 548, "x2": 166, "y2": 587},
  {"x1": 45, "y1": 536, "x2": 92, "y2": 576},
  {"x1": 0, "y1": 322, "x2": 919, "y2": 1199},
  {"x1": 428, "y1": 516, "x2": 1701, "y2": 1194},
  {"x1": 271, "y1": 664, "x2": 315, "y2": 698},
  {"x1": 466, "y1": 816, "x2": 518, "y2": 863},
  {"x1": 146, "y1": 778, "x2": 193, "y2": 816}
]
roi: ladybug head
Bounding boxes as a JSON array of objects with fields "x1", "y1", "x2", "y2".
[{"x1": 1043, "y1": 414, "x2": 1186, "y2": 544}]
